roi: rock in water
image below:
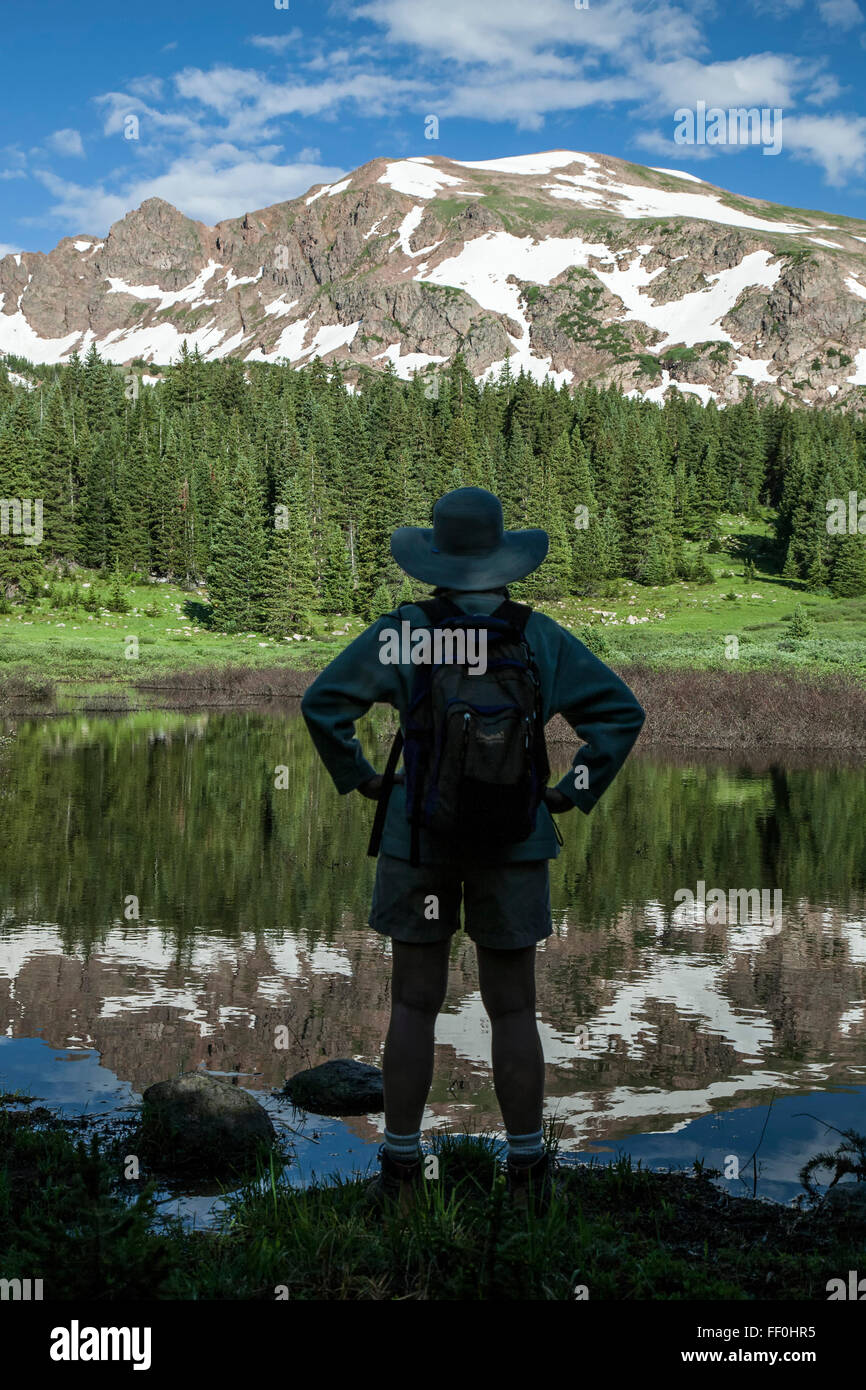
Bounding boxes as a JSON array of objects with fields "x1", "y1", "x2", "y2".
[
  {"x1": 283, "y1": 1059, "x2": 384, "y2": 1115},
  {"x1": 140, "y1": 1071, "x2": 276, "y2": 1175}
]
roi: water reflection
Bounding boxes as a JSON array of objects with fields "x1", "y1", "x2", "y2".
[{"x1": 1, "y1": 709, "x2": 865, "y2": 1207}]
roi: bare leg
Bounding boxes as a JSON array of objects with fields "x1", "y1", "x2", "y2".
[
  {"x1": 382, "y1": 938, "x2": 451, "y2": 1135},
  {"x1": 476, "y1": 943, "x2": 544, "y2": 1136}
]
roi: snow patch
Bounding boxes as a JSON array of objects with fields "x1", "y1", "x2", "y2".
[
  {"x1": 544, "y1": 165, "x2": 809, "y2": 234},
  {"x1": 105, "y1": 260, "x2": 224, "y2": 311},
  {"x1": 454, "y1": 150, "x2": 596, "y2": 175},
  {"x1": 306, "y1": 321, "x2": 361, "y2": 356},
  {"x1": 263, "y1": 296, "x2": 299, "y2": 317},
  {"x1": 95, "y1": 321, "x2": 235, "y2": 364},
  {"x1": 246, "y1": 316, "x2": 359, "y2": 363},
  {"x1": 626, "y1": 371, "x2": 717, "y2": 405},
  {"x1": 247, "y1": 316, "x2": 311, "y2": 362},
  {"x1": 808, "y1": 237, "x2": 843, "y2": 249},
  {"x1": 223, "y1": 266, "x2": 263, "y2": 291},
  {"x1": 418, "y1": 230, "x2": 613, "y2": 319},
  {"x1": 0, "y1": 297, "x2": 85, "y2": 363},
  {"x1": 649, "y1": 167, "x2": 704, "y2": 184},
  {"x1": 418, "y1": 230, "x2": 615, "y2": 385},
  {"x1": 731, "y1": 354, "x2": 776, "y2": 383},
  {"x1": 5, "y1": 369, "x2": 36, "y2": 390},
  {"x1": 844, "y1": 276, "x2": 866, "y2": 301},
  {"x1": 305, "y1": 177, "x2": 351, "y2": 205},
  {"x1": 593, "y1": 248, "x2": 782, "y2": 351},
  {"x1": 377, "y1": 159, "x2": 465, "y2": 199},
  {"x1": 390, "y1": 205, "x2": 424, "y2": 254},
  {"x1": 389, "y1": 205, "x2": 443, "y2": 260},
  {"x1": 372, "y1": 343, "x2": 448, "y2": 378},
  {"x1": 846, "y1": 348, "x2": 866, "y2": 386}
]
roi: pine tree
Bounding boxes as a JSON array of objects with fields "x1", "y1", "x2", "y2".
[
  {"x1": 207, "y1": 454, "x2": 267, "y2": 632},
  {"x1": 320, "y1": 519, "x2": 354, "y2": 614},
  {"x1": 517, "y1": 454, "x2": 570, "y2": 600},
  {"x1": 830, "y1": 535, "x2": 866, "y2": 596},
  {"x1": 37, "y1": 387, "x2": 78, "y2": 559},
  {"x1": 259, "y1": 471, "x2": 317, "y2": 636}
]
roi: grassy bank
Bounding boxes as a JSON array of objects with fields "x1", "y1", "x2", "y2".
[
  {"x1": 3, "y1": 661, "x2": 866, "y2": 752},
  {"x1": 3, "y1": 512, "x2": 866, "y2": 743},
  {"x1": 1, "y1": 1103, "x2": 864, "y2": 1301}
]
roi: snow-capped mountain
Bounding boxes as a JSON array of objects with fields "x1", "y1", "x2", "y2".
[{"x1": 3, "y1": 149, "x2": 866, "y2": 407}]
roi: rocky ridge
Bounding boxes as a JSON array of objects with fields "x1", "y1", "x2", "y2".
[{"x1": 2, "y1": 149, "x2": 866, "y2": 408}]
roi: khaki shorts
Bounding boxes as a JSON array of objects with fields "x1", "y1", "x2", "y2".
[{"x1": 368, "y1": 852, "x2": 552, "y2": 950}]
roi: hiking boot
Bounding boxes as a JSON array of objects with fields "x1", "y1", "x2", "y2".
[
  {"x1": 364, "y1": 1144, "x2": 424, "y2": 1213},
  {"x1": 505, "y1": 1150, "x2": 566, "y2": 1214}
]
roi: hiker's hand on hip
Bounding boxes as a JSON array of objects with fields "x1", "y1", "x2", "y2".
[
  {"x1": 357, "y1": 775, "x2": 383, "y2": 800},
  {"x1": 358, "y1": 771, "x2": 405, "y2": 800},
  {"x1": 544, "y1": 787, "x2": 573, "y2": 814}
]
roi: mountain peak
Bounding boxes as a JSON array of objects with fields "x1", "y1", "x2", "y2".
[{"x1": 1, "y1": 149, "x2": 865, "y2": 408}]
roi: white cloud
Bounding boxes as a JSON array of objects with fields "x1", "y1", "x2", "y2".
[
  {"x1": 247, "y1": 31, "x2": 304, "y2": 53},
  {"x1": 171, "y1": 65, "x2": 430, "y2": 141},
  {"x1": 46, "y1": 128, "x2": 85, "y2": 158},
  {"x1": 10, "y1": 0, "x2": 863, "y2": 249},
  {"x1": 35, "y1": 152, "x2": 349, "y2": 230},
  {"x1": 783, "y1": 111, "x2": 866, "y2": 183},
  {"x1": 805, "y1": 72, "x2": 843, "y2": 105},
  {"x1": 634, "y1": 53, "x2": 805, "y2": 113},
  {"x1": 95, "y1": 91, "x2": 204, "y2": 140},
  {"x1": 0, "y1": 242, "x2": 21, "y2": 257},
  {"x1": 818, "y1": 0, "x2": 863, "y2": 28},
  {"x1": 355, "y1": 0, "x2": 705, "y2": 69}
]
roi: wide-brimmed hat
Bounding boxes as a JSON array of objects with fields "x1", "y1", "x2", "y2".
[{"x1": 390, "y1": 487, "x2": 549, "y2": 589}]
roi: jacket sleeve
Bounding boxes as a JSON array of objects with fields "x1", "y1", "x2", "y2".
[
  {"x1": 300, "y1": 616, "x2": 399, "y2": 794},
  {"x1": 546, "y1": 623, "x2": 646, "y2": 814}
]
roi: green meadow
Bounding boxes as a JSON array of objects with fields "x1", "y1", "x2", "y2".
[{"x1": 2, "y1": 512, "x2": 865, "y2": 706}]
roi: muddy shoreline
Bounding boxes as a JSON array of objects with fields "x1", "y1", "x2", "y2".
[{"x1": 2, "y1": 662, "x2": 866, "y2": 754}]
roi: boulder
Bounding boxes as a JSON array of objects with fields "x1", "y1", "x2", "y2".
[
  {"x1": 139, "y1": 1071, "x2": 276, "y2": 1175},
  {"x1": 283, "y1": 1059, "x2": 384, "y2": 1116}
]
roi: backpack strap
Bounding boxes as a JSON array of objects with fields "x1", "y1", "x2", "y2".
[
  {"x1": 367, "y1": 727, "x2": 404, "y2": 858},
  {"x1": 492, "y1": 597, "x2": 532, "y2": 633}
]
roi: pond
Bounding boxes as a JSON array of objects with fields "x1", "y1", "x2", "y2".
[{"x1": 1, "y1": 709, "x2": 864, "y2": 1220}]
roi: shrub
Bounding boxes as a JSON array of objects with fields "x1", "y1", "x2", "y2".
[
  {"x1": 576, "y1": 624, "x2": 611, "y2": 657},
  {"x1": 787, "y1": 605, "x2": 814, "y2": 639}
]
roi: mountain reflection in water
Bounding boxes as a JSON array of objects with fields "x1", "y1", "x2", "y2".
[{"x1": 1, "y1": 710, "x2": 864, "y2": 1208}]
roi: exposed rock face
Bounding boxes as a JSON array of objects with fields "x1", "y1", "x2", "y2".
[
  {"x1": 283, "y1": 1059, "x2": 384, "y2": 1116},
  {"x1": 2, "y1": 149, "x2": 866, "y2": 407},
  {"x1": 139, "y1": 1070, "x2": 276, "y2": 1175}
]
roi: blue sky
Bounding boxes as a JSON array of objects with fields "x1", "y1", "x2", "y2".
[{"x1": 2, "y1": 0, "x2": 866, "y2": 256}]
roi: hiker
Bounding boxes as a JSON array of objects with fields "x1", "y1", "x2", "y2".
[{"x1": 301, "y1": 487, "x2": 645, "y2": 1210}]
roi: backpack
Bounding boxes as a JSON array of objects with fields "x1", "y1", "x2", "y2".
[{"x1": 367, "y1": 595, "x2": 552, "y2": 866}]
